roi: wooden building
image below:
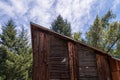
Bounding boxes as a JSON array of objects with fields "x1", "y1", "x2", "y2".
[{"x1": 31, "y1": 22, "x2": 120, "y2": 80}]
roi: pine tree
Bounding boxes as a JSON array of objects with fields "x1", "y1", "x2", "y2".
[
  {"x1": 15, "y1": 26, "x2": 29, "y2": 54},
  {"x1": 51, "y1": 15, "x2": 72, "y2": 37},
  {"x1": 115, "y1": 40, "x2": 120, "y2": 58},
  {"x1": 0, "y1": 20, "x2": 32, "y2": 80},
  {"x1": 0, "y1": 20, "x2": 17, "y2": 79},
  {"x1": 101, "y1": 10, "x2": 115, "y2": 29},
  {"x1": 0, "y1": 46, "x2": 32, "y2": 80},
  {"x1": 86, "y1": 10, "x2": 115, "y2": 50},
  {"x1": 73, "y1": 32, "x2": 81, "y2": 41},
  {"x1": 106, "y1": 22, "x2": 120, "y2": 57},
  {"x1": 101, "y1": 10, "x2": 117, "y2": 51},
  {"x1": 86, "y1": 15, "x2": 102, "y2": 48},
  {"x1": 0, "y1": 20, "x2": 17, "y2": 52},
  {"x1": 104, "y1": 22, "x2": 118, "y2": 51}
]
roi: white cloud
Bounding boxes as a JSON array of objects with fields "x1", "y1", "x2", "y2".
[
  {"x1": 0, "y1": 0, "x2": 97, "y2": 30},
  {"x1": 71, "y1": 0, "x2": 96, "y2": 32},
  {"x1": 0, "y1": 1, "x2": 14, "y2": 17},
  {"x1": 50, "y1": 0, "x2": 97, "y2": 32},
  {"x1": 112, "y1": 0, "x2": 120, "y2": 10},
  {"x1": 0, "y1": 0, "x2": 30, "y2": 18},
  {"x1": 0, "y1": 0, "x2": 120, "y2": 35},
  {"x1": 0, "y1": 24, "x2": 2, "y2": 34},
  {"x1": 27, "y1": 0, "x2": 55, "y2": 28},
  {"x1": 9, "y1": 0, "x2": 29, "y2": 16}
]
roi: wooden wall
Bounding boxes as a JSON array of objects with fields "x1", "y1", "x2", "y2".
[
  {"x1": 96, "y1": 54, "x2": 111, "y2": 80},
  {"x1": 49, "y1": 35, "x2": 70, "y2": 80},
  {"x1": 109, "y1": 57, "x2": 120, "y2": 80},
  {"x1": 31, "y1": 23, "x2": 120, "y2": 80},
  {"x1": 32, "y1": 29, "x2": 50, "y2": 80},
  {"x1": 78, "y1": 45, "x2": 99, "y2": 80}
]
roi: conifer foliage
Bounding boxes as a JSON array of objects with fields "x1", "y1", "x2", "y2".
[
  {"x1": 0, "y1": 10, "x2": 120, "y2": 80},
  {"x1": 86, "y1": 10, "x2": 120, "y2": 58},
  {"x1": 0, "y1": 20, "x2": 17, "y2": 51},
  {"x1": 51, "y1": 15, "x2": 72, "y2": 37},
  {"x1": 86, "y1": 15, "x2": 102, "y2": 48},
  {"x1": 0, "y1": 20, "x2": 32, "y2": 80},
  {"x1": 86, "y1": 10, "x2": 115, "y2": 50}
]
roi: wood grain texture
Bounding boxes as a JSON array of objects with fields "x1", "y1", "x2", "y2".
[
  {"x1": 32, "y1": 29, "x2": 50, "y2": 80},
  {"x1": 49, "y1": 35, "x2": 70, "y2": 80},
  {"x1": 78, "y1": 45, "x2": 98, "y2": 80},
  {"x1": 96, "y1": 54, "x2": 111, "y2": 80},
  {"x1": 31, "y1": 23, "x2": 120, "y2": 80},
  {"x1": 68, "y1": 42, "x2": 79, "y2": 80},
  {"x1": 109, "y1": 57, "x2": 120, "y2": 80}
]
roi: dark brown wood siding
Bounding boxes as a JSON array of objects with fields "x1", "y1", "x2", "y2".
[
  {"x1": 96, "y1": 54, "x2": 111, "y2": 80},
  {"x1": 49, "y1": 35, "x2": 70, "y2": 80},
  {"x1": 68, "y1": 42, "x2": 79, "y2": 80},
  {"x1": 109, "y1": 57, "x2": 120, "y2": 80},
  {"x1": 77, "y1": 45, "x2": 99, "y2": 80},
  {"x1": 31, "y1": 28, "x2": 50, "y2": 80},
  {"x1": 31, "y1": 23, "x2": 120, "y2": 80}
]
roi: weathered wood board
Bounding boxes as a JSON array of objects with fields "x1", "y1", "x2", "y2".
[{"x1": 31, "y1": 22, "x2": 120, "y2": 80}]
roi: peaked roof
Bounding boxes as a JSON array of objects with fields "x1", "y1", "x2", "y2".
[{"x1": 30, "y1": 22, "x2": 120, "y2": 61}]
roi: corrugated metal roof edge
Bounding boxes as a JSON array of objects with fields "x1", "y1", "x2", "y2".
[{"x1": 30, "y1": 22, "x2": 120, "y2": 61}]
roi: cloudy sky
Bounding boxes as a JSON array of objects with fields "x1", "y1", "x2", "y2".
[{"x1": 0, "y1": 0, "x2": 120, "y2": 35}]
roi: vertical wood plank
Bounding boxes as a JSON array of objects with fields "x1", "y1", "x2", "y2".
[
  {"x1": 96, "y1": 54, "x2": 104, "y2": 80},
  {"x1": 32, "y1": 30, "x2": 50, "y2": 80},
  {"x1": 68, "y1": 42, "x2": 74, "y2": 80},
  {"x1": 38, "y1": 32, "x2": 50, "y2": 80},
  {"x1": 73, "y1": 44, "x2": 79, "y2": 80},
  {"x1": 109, "y1": 58, "x2": 120, "y2": 80},
  {"x1": 32, "y1": 29, "x2": 37, "y2": 80},
  {"x1": 111, "y1": 71, "x2": 120, "y2": 80},
  {"x1": 68, "y1": 42, "x2": 79, "y2": 80},
  {"x1": 102, "y1": 56, "x2": 111, "y2": 80},
  {"x1": 33, "y1": 30, "x2": 39, "y2": 80},
  {"x1": 39, "y1": 32, "x2": 44, "y2": 80},
  {"x1": 96, "y1": 54, "x2": 111, "y2": 80},
  {"x1": 33, "y1": 31, "x2": 39, "y2": 80},
  {"x1": 44, "y1": 33, "x2": 50, "y2": 80}
]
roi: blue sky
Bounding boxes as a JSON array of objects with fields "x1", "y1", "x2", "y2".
[{"x1": 0, "y1": 0, "x2": 120, "y2": 35}]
